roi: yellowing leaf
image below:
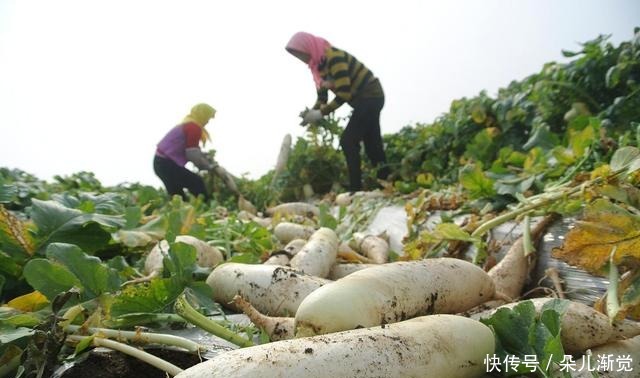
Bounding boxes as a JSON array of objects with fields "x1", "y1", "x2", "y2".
[
  {"x1": 552, "y1": 199, "x2": 640, "y2": 273},
  {"x1": 7, "y1": 291, "x2": 49, "y2": 312},
  {"x1": 0, "y1": 204, "x2": 36, "y2": 255}
]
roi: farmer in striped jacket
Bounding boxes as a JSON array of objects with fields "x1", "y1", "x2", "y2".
[{"x1": 286, "y1": 31, "x2": 391, "y2": 192}]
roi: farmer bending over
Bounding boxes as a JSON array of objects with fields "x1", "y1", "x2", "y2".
[
  {"x1": 154, "y1": 103, "x2": 217, "y2": 200},
  {"x1": 286, "y1": 31, "x2": 391, "y2": 192}
]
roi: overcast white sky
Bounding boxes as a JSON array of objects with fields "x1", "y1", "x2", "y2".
[{"x1": 0, "y1": 1, "x2": 638, "y2": 187}]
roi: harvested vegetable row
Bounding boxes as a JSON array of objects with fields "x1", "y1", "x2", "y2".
[{"x1": 175, "y1": 314, "x2": 495, "y2": 378}]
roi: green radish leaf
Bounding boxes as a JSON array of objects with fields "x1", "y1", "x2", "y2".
[
  {"x1": 605, "y1": 65, "x2": 621, "y2": 88},
  {"x1": 0, "y1": 250, "x2": 22, "y2": 277},
  {"x1": 318, "y1": 204, "x2": 338, "y2": 230},
  {"x1": 0, "y1": 325, "x2": 34, "y2": 345},
  {"x1": 522, "y1": 124, "x2": 559, "y2": 151},
  {"x1": 110, "y1": 278, "x2": 184, "y2": 317},
  {"x1": 22, "y1": 259, "x2": 82, "y2": 301},
  {"x1": 30, "y1": 199, "x2": 125, "y2": 253},
  {"x1": 228, "y1": 253, "x2": 260, "y2": 264},
  {"x1": 0, "y1": 185, "x2": 17, "y2": 204},
  {"x1": 46, "y1": 243, "x2": 121, "y2": 299},
  {"x1": 434, "y1": 223, "x2": 477, "y2": 242},
  {"x1": 459, "y1": 164, "x2": 496, "y2": 200},
  {"x1": 113, "y1": 216, "x2": 166, "y2": 248},
  {"x1": 163, "y1": 242, "x2": 197, "y2": 285},
  {"x1": 480, "y1": 300, "x2": 568, "y2": 376}
]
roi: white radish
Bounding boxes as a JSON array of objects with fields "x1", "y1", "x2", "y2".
[
  {"x1": 262, "y1": 253, "x2": 290, "y2": 266},
  {"x1": 271, "y1": 134, "x2": 291, "y2": 187},
  {"x1": 232, "y1": 295, "x2": 294, "y2": 341},
  {"x1": 294, "y1": 257, "x2": 496, "y2": 337},
  {"x1": 328, "y1": 263, "x2": 375, "y2": 280},
  {"x1": 206, "y1": 263, "x2": 330, "y2": 316},
  {"x1": 488, "y1": 214, "x2": 557, "y2": 300},
  {"x1": 266, "y1": 202, "x2": 319, "y2": 218},
  {"x1": 289, "y1": 227, "x2": 338, "y2": 278},
  {"x1": 335, "y1": 192, "x2": 353, "y2": 207},
  {"x1": 470, "y1": 297, "x2": 640, "y2": 354},
  {"x1": 351, "y1": 232, "x2": 389, "y2": 263},
  {"x1": 175, "y1": 314, "x2": 495, "y2": 378},
  {"x1": 272, "y1": 222, "x2": 315, "y2": 244},
  {"x1": 571, "y1": 335, "x2": 640, "y2": 378},
  {"x1": 263, "y1": 239, "x2": 307, "y2": 265}
]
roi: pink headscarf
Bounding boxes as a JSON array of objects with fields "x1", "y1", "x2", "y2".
[{"x1": 286, "y1": 31, "x2": 331, "y2": 89}]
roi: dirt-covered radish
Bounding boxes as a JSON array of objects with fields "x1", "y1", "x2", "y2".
[
  {"x1": 263, "y1": 239, "x2": 306, "y2": 265},
  {"x1": 266, "y1": 202, "x2": 319, "y2": 218},
  {"x1": 123, "y1": 235, "x2": 224, "y2": 285},
  {"x1": 206, "y1": 263, "x2": 330, "y2": 316},
  {"x1": 232, "y1": 295, "x2": 294, "y2": 341},
  {"x1": 470, "y1": 297, "x2": 640, "y2": 354},
  {"x1": 328, "y1": 263, "x2": 375, "y2": 280},
  {"x1": 289, "y1": 228, "x2": 338, "y2": 278},
  {"x1": 488, "y1": 214, "x2": 557, "y2": 300},
  {"x1": 294, "y1": 257, "x2": 495, "y2": 337},
  {"x1": 571, "y1": 335, "x2": 640, "y2": 378},
  {"x1": 350, "y1": 232, "x2": 389, "y2": 263},
  {"x1": 272, "y1": 222, "x2": 315, "y2": 244},
  {"x1": 175, "y1": 314, "x2": 495, "y2": 378}
]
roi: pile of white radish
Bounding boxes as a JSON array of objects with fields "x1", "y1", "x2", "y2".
[
  {"x1": 175, "y1": 314, "x2": 495, "y2": 378},
  {"x1": 294, "y1": 257, "x2": 496, "y2": 337},
  {"x1": 206, "y1": 263, "x2": 330, "y2": 316}
]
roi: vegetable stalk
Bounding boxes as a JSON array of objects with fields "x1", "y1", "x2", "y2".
[
  {"x1": 174, "y1": 294, "x2": 254, "y2": 348},
  {"x1": 65, "y1": 325, "x2": 202, "y2": 352},
  {"x1": 66, "y1": 335, "x2": 183, "y2": 377}
]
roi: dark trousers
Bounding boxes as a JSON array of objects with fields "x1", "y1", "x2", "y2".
[
  {"x1": 153, "y1": 155, "x2": 208, "y2": 200},
  {"x1": 340, "y1": 96, "x2": 390, "y2": 192}
]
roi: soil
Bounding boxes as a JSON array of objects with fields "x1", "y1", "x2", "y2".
[{"x1": 57, "y1": 348, "x2": 204, "y2": 378}]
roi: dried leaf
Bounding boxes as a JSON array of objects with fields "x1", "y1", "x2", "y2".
[{"x1": 552, "y1": 199, "x2": 640, "y2": 273}]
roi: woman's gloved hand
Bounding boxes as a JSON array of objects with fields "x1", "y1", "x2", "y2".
[{"x1": 299, "y1": 109, "x2": 323, "y2": 125}]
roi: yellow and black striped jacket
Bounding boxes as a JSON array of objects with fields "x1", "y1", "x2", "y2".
[{"x1": 314, "y1": 47, "x2": 383, "y2": 114}]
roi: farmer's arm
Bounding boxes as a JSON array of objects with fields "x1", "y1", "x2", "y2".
[
  {"x1": 322, "y1": 51, "x2": 352, "y2": 115},
  {"x1": 183, "y1": 123, "x2": 213, "y2": 170}
]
